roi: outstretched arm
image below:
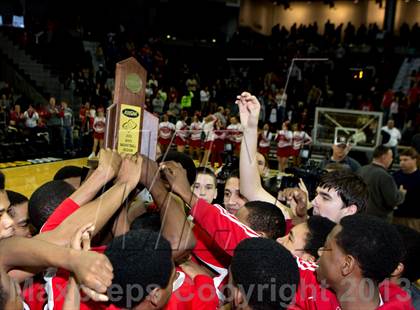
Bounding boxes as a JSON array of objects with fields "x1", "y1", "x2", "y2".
[
  {"x1": 141, "y1": 157, "x2": 196, "y2": 262},
  {"x1": 39, "y1": 155, "x2": 143, "y2": 246},
  {"x1": 0, "y1": 235, "x2": 113, "y2": 301},
  {"x1": 237, "y1": 92, "x2": 291, "y2": 219}
]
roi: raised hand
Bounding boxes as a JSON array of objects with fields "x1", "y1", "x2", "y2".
[
  {"x1": 97, "y1": 149, "x2": 122, "y2": 182},
  {"x1": 159, "y1": 161, "x2": 193, "y2": 202},
  {"x1": 115, "y1": 154, "x2": 143, "y2": 191},
  {"x1": 70, "y1": 249, "x2": 113, "y2": 302},
  {"x1": 236, "y1": 92, "x2": 260, "y2": 129}
]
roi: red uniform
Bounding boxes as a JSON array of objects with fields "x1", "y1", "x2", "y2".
[
  {"x1": 258, "y1": 130, "x2": 274, "y2": 156},
  {"x1": 291, "y1": 131, "x2": 312, "y2": 157},
  {"x1": 276, "y1": 129, "x2": 293, "y2": 157},
  {"x1": 93, "y1": 116, "x2": 106, "y2": 140},
  {"x1": 226, "y1": 123, "x2": 242, "y2": 152}
]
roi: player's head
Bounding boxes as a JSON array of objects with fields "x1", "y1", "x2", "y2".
[
  {"x1": 157, "y1": 151, "x2": 197, "y2": 187},
  {"x1": 29, "y1": 180, "x2": 75, "y2": 232},
  {"x1": 105, "y1": 230, "x2": 175, "y2": 309},
  {"x1": 53, "y1": 166, "x2": 83, "y2": 189},
  {"x1": 317, "y1": 215, "x2": 404, "y2": 291},
  {"x1": 6, "y1": 190, "x2": 31, "y2": 238},
  {"x1": 192, "y1": 167, "x2": 217, "y2": 203},
  {"x1": 312, "y1": 170, "x2": 368, "y2": 222},
  {"x1": 230, "y1": 238, "x2": 299, "y2": 310},
  {"x1": 277, "y1": 215, "x2": 335, "y2": 261},
  {"x1": 236, "y1": 201, "x2": 285, "y2": 239},
  {"x1": 224, "y1": 170, "x2": 247, "y2": 215},
  {"x1": 0, "y1": 190, "x2": 14, "y2": 240},
  {"x1": 256, "y1": 152, "x2": 268, "y2": 177},
  {"x1": 391, "y1": 224, "x2": 420, "y2": 283},
  {"x1": 331, "y1": 136, "x2": 351, "y2": 161}
]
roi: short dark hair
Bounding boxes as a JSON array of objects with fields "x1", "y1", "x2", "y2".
[
  {"x1": 157, "y1": 151, "x2": 197, "y2": 186},
  {"x1": 394, "y1": 224, "x2": 420, "y2": 282},
  {"x1": 130, "y1": 212, "x2": 161, "y2": 232},
  {"x1": 28, "y1": 180, "x2": 75, "y2": 231},
  {"x1": 318, "y1": 170, "x2": 368, "y2": 213},
  {"x1": 53, "y1": 166, "x2": 83, "y2": 181},
  {"x1": 373, "y1": 145, "x2": 391, "y2": 159},
  {"x1": 227, "y1": 169, "x2": 240, "y2": 182},
  {"x1": 245, "y1": 201, "x2": 286, "y2": 239},
  {"x1": 337, "y1": 215, "x2": 404, "y2": 284},
  {"x1": 400, "y1": 147, "x2": 418, "y2": 159},
  {"x1": 105, "y1": 230, "x2": 173, "y2": 308},
  {"x1": 304, "y1": 216, "x2": 335, "y2": 259},
  {"x1": 6, "y1": 190, "x2": 28, "y2": 206},
  {"x1": 231, "y1": 238, "x2": 299, "y2": 310},
  {"x1": 196, "y1": 167, "x2": 216, "y2": 186}
]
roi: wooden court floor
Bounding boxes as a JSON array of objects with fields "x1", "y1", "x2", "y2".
[{"x1": 1, "y1": 158, "x2": 87, "y2": 198}]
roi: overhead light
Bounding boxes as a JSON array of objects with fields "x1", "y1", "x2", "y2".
[
  {"x1": 212, "y1": 38, "x2": 216, "y2": 43},
  {"x1": 354, "y1": 0, "x2": 359, "y2": 3},
  {"x1": 166, "y1": 35, "x2": 171, "y2": 39}
]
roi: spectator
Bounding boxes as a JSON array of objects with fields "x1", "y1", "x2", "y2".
[
  {"x1": 320, "y1": 136, "x2": 361, "y2": 172},
  {"x1": 61, "y1": 101, "x2": 74, "y2": 153},
  {"x1": 199, "y1": 86, "x2": 210, "y2": 111},
  {"x1": 382, "y1": 119, "x2": 402, "y2": 160},
  {"x1": 46, "y1": 97, "x2": 64, "y2": 155},
  {"x1": 152, "y1": 92, "x2": 165, "y2": 114},
  {"x1": 393, "y1": 148, "x2": 420, "y2": 232},
  {"x1": 358, "y1": 145, "x2": 406, "y2": 221}
]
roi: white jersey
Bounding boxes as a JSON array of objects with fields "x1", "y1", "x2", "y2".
[
  {"x1": 276, "y1": 130, "x2": 293, "y2": 148},
  {"x1": 190, "y1": 121, "x2": 203, "y2": 141},
  {"x1": 159, "y1": 121, "x2": 175, "y2": 139},
  {"x1": 259, "y1": 130, "x2": 274, "y2": 148},
  {"x1": 175, "y1": 120, "x2": 189, "y2": 140},
  {"x1": 227, "y1": 123, "x2": 243, "y2": 143}
]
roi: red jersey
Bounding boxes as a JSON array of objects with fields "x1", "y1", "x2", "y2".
[
  {"x1": 288, "y1": 258, "x2": 341, "y2": 310},
  {"x1": 165, "y1": 267, "x2": 218, "y2": 310},
  {"x1": 259, "y1": 131, "x2": 274, "y2": 148},
  {"x1": 378, "y1": 280, "x2": 414, "y2": 310}
]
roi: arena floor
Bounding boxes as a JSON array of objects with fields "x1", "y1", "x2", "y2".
[{"x1": 1, "y1": 158, "x2": 87, "y2": 197}]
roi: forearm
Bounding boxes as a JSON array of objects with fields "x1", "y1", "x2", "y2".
[
  {"x1": 0, "y1": 237, "x2": 80, "y2": 272},
  {"x1": 240, "y1": 126, "x2": 262, "y2": 199},
  {"x1": 70, "y1": 168, "x2": 113, "y2": 206},
  {"x1": 150, "y1": 181, "x2": 196, "y2": 260},
  {"x1": 56, "y1": 182, "x2": 135, "y2": 243}
]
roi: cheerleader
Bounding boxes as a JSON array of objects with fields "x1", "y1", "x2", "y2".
[
  {"x1": 174, "y1": 111, "x2": 189, "y2": 153},
  {"x1": 89, "y1": 107, "x2": 106, "y2": 159},
  {"x1": 227, "y1": 116, "x2": 243, "y2": 156},
  {"x1": 275, "y1": 121, "x2": 293, "y2": 172},
  {"x1": 189, "y1": 114, "x2": 203, "y2": 161},
  {"x1": 210, "y1": 119, "x2": 226, "y2": 168},
  {"x1": 200, "y1": 114, "x2": 218, "y2": 167},
  {"x1": 291, "y1": 123, "x2": 312, "y2": 166},
  {"x1": 258, "y1": 123, "x2": 274, "y2": 157},
  {"x1": 158, "y1": 114, "x2": 175, "y2": 154}
]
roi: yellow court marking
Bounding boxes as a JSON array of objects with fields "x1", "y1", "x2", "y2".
[{"x1": 1, "y1": 158, "x2": 87, "y2": 198}]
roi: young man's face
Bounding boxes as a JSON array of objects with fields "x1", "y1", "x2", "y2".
[
  {"x1": 9, "y1": 202, "x2": 31, "y2": 238},
  {"x1": 312, "y1": 187, "x2": 354, "y2": 223},
  {"x1": 192, "y1": 173, "x2": 217, "y2": 203},
  {"x1": 0, "y1": 192, "x2": 14, "y2": 239},
  {"x1": 399, "y1": 155, "x2": 417, "y2": 173},
  {"x1": 316, "y1": 225, "x2": 346, "y2": 290},
  {"x1": 277, "y1": 222, "x2": 309, "y2": 258},
  {"x1": 331, "y1": 144, "x2": 349, "y2": 161},
  {"x1": 224, "y1": 177, "x2": 247, "y2": 215},
  {"x1": 256, "y1": 153, "x2": 267, "y2": 177}
]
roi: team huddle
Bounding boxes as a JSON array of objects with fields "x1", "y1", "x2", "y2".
[{"x1": 0, "y1": 92, "x2": 418, "y2": 310}]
